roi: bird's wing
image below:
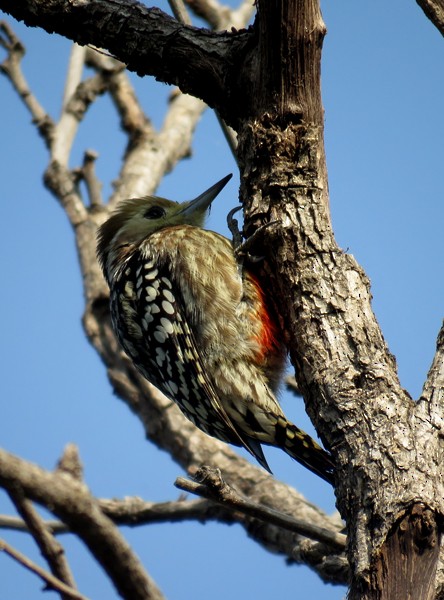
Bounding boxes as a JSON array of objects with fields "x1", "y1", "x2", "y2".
[{"x1": 113, "y1": 248, "x2": 271, "y2": 471}]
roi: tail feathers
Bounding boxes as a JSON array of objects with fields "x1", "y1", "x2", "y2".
[
  {"x1": 241, "y1": 418, "x2": 334, "y2": 484},
  {"x1": 243, "y1": 437, "x2": 272, "y2": 474},
  {"x1": 276, "y1": 418, "x2": 335, "y2": 484}
]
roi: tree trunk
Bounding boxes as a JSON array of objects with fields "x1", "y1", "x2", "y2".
[{"x1": 234, "y1": 1, "x2": 444, "y2": 598}]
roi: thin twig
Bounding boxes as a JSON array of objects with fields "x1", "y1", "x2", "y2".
[
  {"x1": 56, "y1": 444, "x2": 84, "y2": 481},
  {"x1": 0, "y1": 514, "x2": 67, "y2": 534},
  {"x1": 0, "y1": 497, "x2": 236, "y2": 534},
  {"x1": 230, "y1": 0, "x2": 256, "y2": 29},
  {"x1": 52, "y1": 43, "x2": 87, "y2": 165},
  {"x1": 168, "y1": 0, "x2": 238, "y2": 161},
  {"x1": 44, "y1": 161, "x2": 88, "y2": 227},
  {"x1": 215, "y1": 111, "x2": 238, "y2": 160},
  {"x1": 0, "y1": 538, "x2": 89, "y2": 600},
  {"x1": 0, "y1": 21, "x2": 54, "y2": 144},
  {"x1": 285, "y1": 375, "x2": 302, "y2": 397},
  {"x1": 175, "y1": 467, "x2": 346, "y2": 550},
  {"x1": 169, "y1": 0, "x2": 192, "y2": 25},
  {"x1": 0, "y1": 448, "x2": 165, "y2": 600},
  {"x1": 183, "y1": 0, "x2": 225, "y2": 29},
  {"x1": 0, "y1": 23, "x2": 89, "y2": 224},
  {"x1": 85, "y1": 48, "x2": 153, "y2": 145},
  {"x1": 7, "y1": 489, "x2": 77, "y2": 598},
  {"x1": 62, "y1": 43, "x2": 86, "y2": 110},
  {"x1": 82, "y1": 150, "x2": 103, "y2": 208},
  {"x1": 52, "y1": 70, "x2": 110, "y2": 166},
  {"x1": 416, "y1": 0, "x2": 444, "y2": 37}
]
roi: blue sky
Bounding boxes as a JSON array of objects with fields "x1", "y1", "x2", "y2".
[{"x1": 0, "y1": 1, "x2": 442, "y2": 599}]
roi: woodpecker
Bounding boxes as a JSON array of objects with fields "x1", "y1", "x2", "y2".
[{"x1": 97, "y1": 174, "x2": 334, "y2": 484}]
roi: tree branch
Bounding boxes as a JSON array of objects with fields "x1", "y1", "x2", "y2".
[
  {"x1": 184, "y1": 0, "x2": 255, "y2": 30},
  {"x1": 0, "y1": 497, "x2": 236, "y2": 532},
  {"x1": 184, "y1": 0, "x2": 223, "y2": 28},
  {"x1": 0, "y1": 20, "x2": 54, "y2": 143},
  {"x1": 175, "y1": 466, "x2": 346, "y2": 551},
  {"x1": 167, "y1": 0, "x2": 238, "y2": 160},
  {"x1": 235, "y1": 0, "x2": 444, "y2": 594},
  {"x1": 85, "y1": 47, "x2": 155, "y2": 151},
  {"x1": 0, "y1": 448, "x2": 165, "y2": 600},
  {"x1": 7, "y1": 488, "x2": 76, "y2": 599},
  {"x1": 0, "y1": 538, "x2": 88, "y2": 600},
  {"x1": 0, "y1": 0, "x2": 251, "y2": 122},
  {"x1": 0, "y1": 441, "x2": 346, "y2": 584},
  {"x1": 0, "y1": 514, "x2": 67, "y2": 533},
  {"x1": 416, "y1": 0, "x2": 444, "y2": 36},
  {"x1": 79, "y1": 150, "x2": 103, "y2": 208},
  {"x1": 169, "y1": 0, "x2": 192, "y2": 25},
  {"x1": 52, "y1": 47, "x2": 110, "y2": 166}
]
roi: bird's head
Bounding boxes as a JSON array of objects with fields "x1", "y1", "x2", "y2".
[{"x1": 97, "y1": 174, "x2": 232, "y2": 279}]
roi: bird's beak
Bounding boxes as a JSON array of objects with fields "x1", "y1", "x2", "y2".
[{"x1": 180, "y1": 174, "x2": 233, "y2": 216}]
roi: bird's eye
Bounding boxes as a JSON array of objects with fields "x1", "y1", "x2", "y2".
[{"x1": 143, "y1": 206, "x2": 166, "y2": 220}]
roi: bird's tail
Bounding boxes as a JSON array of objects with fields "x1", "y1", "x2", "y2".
[{"x1": 274, "y1": 416, "x2": 335, "y2": 484}]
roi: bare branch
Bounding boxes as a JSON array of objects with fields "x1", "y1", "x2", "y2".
[
  {"x1": 0, "y1": 497, "x2": 235, "y2": 533},
  {"x1": 52, "y1": 49, "x2": 109, "y2": 166},
  {"x1": 184, "y1": 0, "x2": 229, "y2": 28},
  {"x1": 230, "y1": 0, "x2": 256, "y2": 29},
  {"x1": 0, "y1": 538, "x2": 88, "y2": 600},
  {"x1": 0, "y1": 514, "x2": 67, "y2": 533},
  {"x1": 108, "y1": 90, "x2": 207, "y2": 204},
  {"x1": 1, "y1": 489, "x2": 342, "y2": 552},
  {"x1": 168, "y1": 0, "x2": 238, "y2": 161},
  {"x1": 98, "y1": 496, "x2": 232, "y2": 526},
  {"x1": 80, "y1": 150, "x2": 103, "y2": 208},
  {"x1": 7, "y1": 488, "x2": 77, "y2": 598},
  {"x1": 184, "y1": 0, "x2": 254, "y2": 30},
  {"x1": 169, "y1": 0, "x2": 192, "y2": 25},
  {"x1": 285, "y1": 375, "x2": 302, "y2": 397},
  {"x1": 0, "y1": 448, "x2": 165, "y2": 600},
  {"x1": 85, "y1": 48, "x2": 154, "y2": 148},
  {"x1": 1, "y1": 479, "x2": 346, "y2": 583},
  {"x1": 63, "y1": 43, "x2": 86, "y2": 108},
  {"x1": 44, "y1": 161, "x2": 88, "y2": 227},
  {"x1": 56, "y1": 443, "x2": 84, "y2": 481},
  {"x1": 416, "y1": 0, "x2": 444, "y2": 36},
  {"x1": 0, "y1": 0, "x2": 251, "y2": 124},
  {"x1": 176, "y1": 466, "x2": 346, "y2": 551},
  {"x1": 215, "y1": 111, "x2": 238, "y2": 162},
  {"x1": 0, "y1": 20, "x2": 54, "y2": 144},
  {"x1": 52, "y1": 44, "x2": 86, "y2": 164}
]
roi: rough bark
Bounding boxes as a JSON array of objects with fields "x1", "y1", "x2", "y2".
[
  {"x1": 235, "y1": 2, "x2": 444, "y2": 598},
  {"x1": 369, "y1": 505, "x2": 440, "y2": 600},
  {"x1": 417, "y1": 0, "x2": 444, "y2": 35}
]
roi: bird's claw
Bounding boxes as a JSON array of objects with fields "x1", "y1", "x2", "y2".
[{"x1": 234, "y1": 220, "x2": 280, "y2": 263}]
